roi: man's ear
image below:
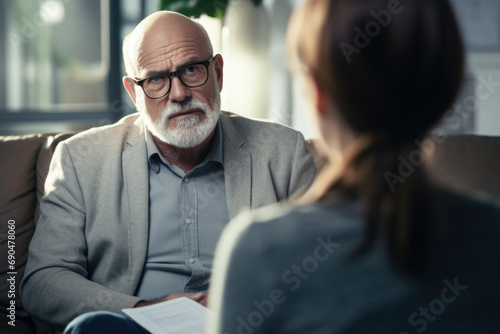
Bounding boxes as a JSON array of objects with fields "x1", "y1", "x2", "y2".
[
  {"x1": 213, "y1": 54, "x2": 224, "y2": 93},
  {"x1": 123, "y1": 76, "x2": 137, "y2": 105}
]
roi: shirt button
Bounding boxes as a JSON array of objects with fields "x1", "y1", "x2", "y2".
[
  {"x1": 184, "y1": 177, "x2": 190, "y2": 183},
  {"x1": 185, "y1": 219, "x2": 192, "y2": 225},
  {"x1": 189, "y1": 258, "x2": 195, "y2": 264}
]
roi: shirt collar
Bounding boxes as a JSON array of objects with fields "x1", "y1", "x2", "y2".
[{"x1": 145, "y1": 120, "x2": 223, "y2": 174}]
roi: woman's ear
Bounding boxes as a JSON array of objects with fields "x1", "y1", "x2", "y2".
[{"x1": 310, "y1": 74, "x2": 329, "y2": 116}]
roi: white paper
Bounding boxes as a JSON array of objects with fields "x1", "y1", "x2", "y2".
[{"x1": 123, "y1": 297, "x2": 212, "y2": 334}]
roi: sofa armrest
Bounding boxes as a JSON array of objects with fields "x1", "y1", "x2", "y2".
[
  {"x1": 305, "y1": 135, "x2": 500, "y2": 201},
  {"x1": 0, "y1": 132, "x2": 76, "y2": 334}
]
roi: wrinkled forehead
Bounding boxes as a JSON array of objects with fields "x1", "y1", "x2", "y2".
[{"x1": 128, "y1": 13, "x2": 210, "y2": 76}]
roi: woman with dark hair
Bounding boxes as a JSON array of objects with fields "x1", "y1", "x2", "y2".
[{"x1": 207, "y1": 0, "x2": 500, "y2": 333}]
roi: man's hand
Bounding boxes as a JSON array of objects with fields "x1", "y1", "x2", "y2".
[{"x1": 135, "y1": 293, "x2": 208, "y2": 308}]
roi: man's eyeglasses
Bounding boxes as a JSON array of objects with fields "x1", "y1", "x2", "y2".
[{"x1": 132, "y1": 57, "x2": 213, "y2": 99}]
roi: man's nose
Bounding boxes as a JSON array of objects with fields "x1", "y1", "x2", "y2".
[{"x1": 168, "y1": 76, "x2": 191, "y2": 102}]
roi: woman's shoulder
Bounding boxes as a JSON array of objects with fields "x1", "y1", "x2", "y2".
[
  {"x1": 223, "y1": 201, "x2": 362, "y2": 255},
  {"x1": 428, "y1": 189, "x2": 500, "y2": 253},
  {"x1": 245, "y1": 200, "x2": 357, "y2": 226}
]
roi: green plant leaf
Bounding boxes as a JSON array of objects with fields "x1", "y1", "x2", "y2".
[
  {"x1": 160, "y1": 0, "x2": 259, "y2": 19},
  {"x1": 160, "y1": 0, "x2": 203, "y2": 18}
]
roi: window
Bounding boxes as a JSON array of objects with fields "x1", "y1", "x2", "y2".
[{"x1": 0, "y1": 0, "x2": 124, "y2": 134}]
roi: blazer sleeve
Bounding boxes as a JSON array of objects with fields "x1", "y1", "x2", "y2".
[{"x1": 19, "y1": 142, "x2": 142, "y2": 330}]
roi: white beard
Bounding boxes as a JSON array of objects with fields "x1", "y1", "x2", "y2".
[{"x1": 142, "y1": 92, "x2": 221, "y2": 149}]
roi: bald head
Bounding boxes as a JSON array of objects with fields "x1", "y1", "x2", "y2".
[{"x1": 123, "y1": 11, "x2": 213, "y2": 77}]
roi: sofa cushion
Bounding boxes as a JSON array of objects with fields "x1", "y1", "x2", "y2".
[
  {"x1": 426, "y1": 135, "x2": 500, "y2": 200},
  {"x1": 306, "y1": 135, "x2": 500, "y2": 201},
  {"x1": 0, "y1": 134, "x2": 47, "y2": 334},
  {"x1": 1, "y1": 132, "x2": 75, "y2": 334}
]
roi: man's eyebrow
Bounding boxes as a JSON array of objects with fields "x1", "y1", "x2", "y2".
[
  {"x1": 141, "y1": 58, "x2": 205, "y2": 79},
  {"x1": 140, "y1": 70, "x2": 169, "y2": 79},
  {"x1": 175, "y1": 58, "x2": 205, "y2": 69}
]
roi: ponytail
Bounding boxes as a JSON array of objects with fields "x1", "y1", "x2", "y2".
[{"x1": 305, "y1": 138, "x2": 433, "y2": 276}]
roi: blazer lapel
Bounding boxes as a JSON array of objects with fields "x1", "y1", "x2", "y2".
[
  {"x1": 220, "y1": 112, "x2": 252, "y2": 220},
  {"x1": 122, "y1": 117, "x2": 150, "y2": 290}
]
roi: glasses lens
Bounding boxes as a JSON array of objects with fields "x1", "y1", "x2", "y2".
[
  {"x1": 179, "y1": 64, "x2": 208, "y2": 87},
  {"x1": 144, "y1": 75, "x2": 170, "y2": 98}
]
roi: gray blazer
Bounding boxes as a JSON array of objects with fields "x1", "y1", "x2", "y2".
[
  {"x1": 20, "y1": 112, "x2": 316, "y2": 328},
  {"x1": 208, "y1": 192, "x2": 500, "y2": 334}
]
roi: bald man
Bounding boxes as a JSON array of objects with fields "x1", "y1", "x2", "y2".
[{"x1": 20, "y1": 11, "x2": 316, "y2": 332}]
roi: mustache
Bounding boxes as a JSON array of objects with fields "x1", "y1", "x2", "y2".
[{"x1": 162, "y1": 99, "x2": 211, "y2": 119}]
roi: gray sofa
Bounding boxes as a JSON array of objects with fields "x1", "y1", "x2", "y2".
[{"x1": 1, "y1": 132, "x2": 499, "y2": 333}]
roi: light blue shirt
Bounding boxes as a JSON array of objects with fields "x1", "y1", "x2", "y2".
[{"x1": 136, "y1": 122, "x2": 229, "y2": 299}]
